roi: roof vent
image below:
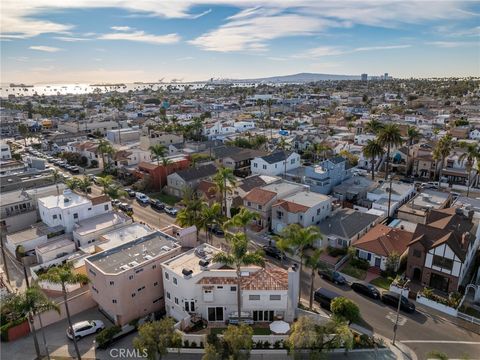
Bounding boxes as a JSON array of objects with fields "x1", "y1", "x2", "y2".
[
  {"x1": 199, "y1": 259, "x2": 210, "y2": 268},
  {"x1": 182, "y1": 268, "x2": 193, "y2": 278}
]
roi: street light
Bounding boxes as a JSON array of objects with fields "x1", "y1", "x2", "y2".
[
  {"x1": 387, "y1": 175, "x2": 393, "y2": 218},
  {"x1": 392, "y1": 279, "x2": 410, "y2": 346}
]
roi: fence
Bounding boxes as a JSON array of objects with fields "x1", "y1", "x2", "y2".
[{"x1": 457, "y1": 312, "x2": 480, "y2": 326}]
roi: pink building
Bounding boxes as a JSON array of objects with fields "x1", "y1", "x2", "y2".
[{"x1": 85, "y1": 231, "x2": 182, "y2": 325}]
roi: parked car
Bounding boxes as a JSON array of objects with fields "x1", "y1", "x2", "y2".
[
  {"x1": 165, "y1": 206, "x2": 178, "y2": 216},
  {"x1": 314, "y1": 287, "x2": 341, "y2": 311},
  {"x1": 66, "y1": 320, "x2": 104, "y2": 340},
  {"x1": 351, "y1": 282, "x2": 380, "y2": 299},
  {"x1": 136, "y1": 192, "x2": 149, "y2": 204},
  {"x1": 150, "y1": 200, "x2": 165, "y2": 211},
  {"x1": 318, "y1": 269, "x2": 347, "y2": 285},
  {"x1": 119, "y1": 203, "x2": 133, "y2": 212},
  {"x1": 262, "y1": 245, "x2": 285, "y2": 260},
  {"x1": 125, "y1": 188, "x2": 136, "y2": 198},
  {"x1": 111, "y1": 199, "x2": 121, "y2": 207},
  {"x1": 69, "y1": 166, "x2": 80, "y2": 174},
  {"x1": 381, "y1": 291, "x2": 415, "y2": 313}
]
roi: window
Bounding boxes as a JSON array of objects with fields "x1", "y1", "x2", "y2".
[
  {"x1": 190, "y1": 301, "x2": 195, "y2": 312},
  {"x1": 174, "y1": 297, "x2": 179, "y2": 305},
  {"x1": 230, "y1": 286, "x2": 237, "y2": 291},
  {"x1": 135, "y1": 268, "x2": 143, "y2": 274},
  {"x1": 276, "y1": 211, "x2": 283, "y2": 219},
  {"x1": 89, "y1": 269, "x2": 96, "y2": 276},
  {"x1": 249, "y1": 295, "x2": 260, "y2": 301},
  {"x1": 112, "y1": 299, "x2": 117, "y2": 304},
  {"x1": 258, "y1": 205, "x2": 262, "y2": 210},
  {"x1": 153, "y1": 297, "x2": 163, "y2": 304},
  {"x1": 253, "y1": 310, "x2": 274, "y2": 322},
  {"x1": 152, "y1": 265, "x2": 157, "y2": 269},
  {"x1": 59, "y1": 214, "x2": 62, "y2": 220},
  {"x1": 88, "y1": 208, "x2": 92, "y2": 211},
  {"x1": 208, "y1": 307, "x2": 224, "y2": 321},
  {"x1": 165, "y1": 272, "x2": 169, "y2": 280},
  {"x1": 153, "y1": 281, "x2": 158, "y2": 286},
  {"x1": 131, "y1": 293, "x2": 136, "y2": 298},
  {"x1": 270, "y1": 295, "x2": 281, "y2": 301},
  {"x1": 432, "y1": 255, "x2": 453, "y2": 270},
  {"x1": 109, "y1": 281, "x2": 114, "y2": 285},
  {"x1": 247, "y1": 201, "x2": 251, "y2": 207},
  {"x1": 129, "y1": 275, "x2": 134, "y2": 280},
  {"x1": 254, "y1": 163, "x2": 258, "y2": 168},
  {"x1": 53, "y1": 215, "x2": 57, "y2": 220},
  {"x1": 217, "y1": 286, "x2": 223, "y2": 289},
  {"x1": 173, "y1": 277, "x2": 178, "y2": 285},
  {"x1": 104, "y1": 205, "x2": 109, "y2": 211},
  {"x1": 185, "y1": 302, "x2": 189, "y2": 312},
  {"x1": 262, "y1": 165, "x2": 267, "y2": 170},
  {"x1": 73, "y1": 213, "x2": 78, "y2": 219},
  {"x1": 413, "y1": 249, "x2": 421, "y2": 258},
  {"x1": 138, "y1": 286, "x2": 145, "y2": 292},
  {"x1": 317, "y1": 209, "x2": 321, "y2": 215},
  {"x1": 291, "y1": 159, "x2": 295, "y2": 164},
  {"x1": 167, "y1": 292, "x2": 171, "y2": 299}
]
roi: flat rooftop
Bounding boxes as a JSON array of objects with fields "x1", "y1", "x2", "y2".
[
  {"x1": 98, "y1": 223, "x2": 156, "y2": 251},
  {"x1": 404, "y1": 189, "x2": 450, "y2": 210},
  {"x1": 87, "y1": 231, "x2": 179, "y2": 274},
  {"x1": 74, "y1": 212, "x2": 130, "y2": 236},
  {"x1": 1, "y1": 189, "x2": 30, "y2": 205},
  {"x1": 262, "y1": 181, "x2": 306, "y2": 197},
  {"x1": 162, "y1": 243, "x2": 221, "y2": 277},
  {"x1": 281, "y1": 191, "x2": 330, "y2": 207},
  {"x1": 6, "y1": 224, "x2": 64, "y2": 244},
  {"x1": 38, "y1": 191, "x2": 90, "y2": 210},
  {"x1": 36, "y1": 236, "x2": 74, "y2": 254}
]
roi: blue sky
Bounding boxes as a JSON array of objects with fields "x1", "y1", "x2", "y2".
[{"x1": 1, "y1": 1, "x2": 479, "y2": 83}]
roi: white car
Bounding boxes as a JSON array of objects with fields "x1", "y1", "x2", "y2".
[
  {"x1": 136, "y1": 192, "x2": 149, "y2": 204},
  {"x1": 165, "y1": 206, "x2": 178, "y2": 216},
  {"x1": 66, "y1": 320, "x2": 105, "y2": 340}
]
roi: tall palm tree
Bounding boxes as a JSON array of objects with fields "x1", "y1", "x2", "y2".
[
  {"x1": 97, "y1": 175, "x2": 113, "y2": 195},
  {"x1": 97, "y1": 140, "x2": 114, "y2": 172},
  {"x1": 2, "y1": 285, "x2": 60, "y2": 359},
  {"x1": 311, "y1": 143, "x2": 330, "y2": 163},
  {"x1": 149, "y1": 144, "x2": 167, "y2": 166},
  {"x1": 198, "y1": 202, "x2": 222, "y2": 244},
  {"x1": 176, "y1": 188, "x2": 204, "y2": 236},
  {"x1": 364, "y1": 119, "x2": 384, "y2": 135},
  {"x1": 78, "y1": 177, "x2": 92, "y2": 197},
  {"x1": 106, "y1": 185, "x2": 127, "y2": 201},
  {"x1": 405, "y1": 126, "x2": 421, "y2": 176},
  {"x1": 161, "y1": 156, "x2": 173, "y2": 186},
  {"x1": 212, "y1": 233, "x2": 264, "y2": 323},
  {"x1": 65, "y1": 177, "x2": 80, "y2": 192},
  {"x1": 274, "y1": 224, "x2": 323, "y2": 304},
  {"x1": 224, "y1": 207, "x2": 259, "y2": 241},
  {"x1": 38, "y1": 263, "x2": 90, "y2": 360},
  {"x1": 458, "y1": 142, "x2": 480, "y2": 197},
  {"x1": 212, "y1": 167, "x2": 236, "y2": 217},
  {"x1": 433, "y1": 134, "x2": 454, "y2": 188},
  {"x1": 305, "y1": 249, "x2": 324, "y2": 310},
  {"x1": 362, "y1": 139, "x2": 385, "y2": 181},
  {"x1": 377, "y1": 124, "x2": 403, "y2": 179},
  {"x1": 51, "y1": 169, "x2": 62, "y2": 195}
]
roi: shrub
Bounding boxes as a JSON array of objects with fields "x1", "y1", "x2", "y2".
[
  {"x1": 427, "y1": 351, "x2": 449, "y2": 360},
  {"x1": 331, "y1": 297, "x2": 361, "y2": 323},
  {"x1": 350, "y1": 257, "x2": 370, "y2": 270},
  {"x1": 191, "y1": 341, "x2": 197, "y2": 348},
  {"x1": 273, "y1": 340, "x2": 282, "y2": 349},
  {"x1": 184, "y1": 340, "x2": 190, "y2": 348},
  {"x1": 263, "y1": 341, "x2": 271, "y2": 349},
  {"x1": 95, "y1": 325, "x2": 122, "y2": 349},
  {"x1": 327, "y1": 246, "x2": 347, "y2": 257}
]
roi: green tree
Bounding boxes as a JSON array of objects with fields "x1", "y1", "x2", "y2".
[
  {"x1": 385, "y1": 251, "x2": 400, "y2": 275},
  {"x1": 378, "y1": 123, "x2": 403, "y2": 179},
  {"x1": 97, "y1": 175, "x2": 114, "y2": 195},
  {"x1": 305, "y1": 249, "x2": 324, "y2": 310},
  {"x1": 212, "y1": 233, "x2": 264, "y2": 323},
  {"x1": 38, "y1": 263, "x2": 90, "y2": 360},
  {"x1": 18, "y1": 123, "x2": 29, "y2": 147},
  {"x1": 224, "y1": 207, "x2": 259, "y2": 241},
  {"x1": 65, "y1": 177, "x2": 80, "y2": 192},
  {"x1": 458, "y1": 142, "x2": 480, "y2": 197},
  {"x1": 176, "y1": 187, "x2": 204, "y2": 236},
  {"x1": 199, "y1": 202, "x2": 222, "y2": 244},
  {"x1": 433, "y1": 134, "x2": 454, "y2": 187},
  {"x1": 149, "y1": 144, "x2": 167, "y2": 166},
  {"x1": 2, "y1": 285, "x2": 60, "y2": 359},
  {"x1": 106, "y1": 185, "x2": 127, "y2": 201},
  {"x1": 362, "y1": 139, "x2": 385, "y2": 181},
  {"x1": 405, "y1": 126, "x2": 421, "y2": 175},
  {"x1": 364, "y1": 119, "x2": 384, "y2": 135},
  {"x1": 311, "y1": 143, "x2": 330, "y2": 162},
  {"x1": 223, "y1": 324, "x2": 254, "y2": 360},
  {"x1": 275, "y1": 224, "x2": 323, "y2": 305},
  {"x1": 77, "y1": 177, "x2": 92, "y2": 197},
  {"x1": 212, "y1": 167, "x2": 236, "y2": 217},
  {"x1": 331, "y1": 297, "x2": 361, "y2": 323},
  {"x1": 51, "y1": 169, "x2": 62, "y2": 195},
  {"x1": 133, "y1": 318, "x2": 182, "y2": 360},
  {"x1": 97, "y1": 139, "x2": 114, "y2": 171}
]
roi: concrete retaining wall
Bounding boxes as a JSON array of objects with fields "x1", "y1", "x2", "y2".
[{"x1": 416, "y1": 294, "x2": 458, "y2": 317}]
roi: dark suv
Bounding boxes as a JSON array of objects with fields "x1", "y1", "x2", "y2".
[
  {"x1": 318, "y1": 269, "x2": 347, "y2": 285},
  {"x1": 150, "y1": 200, "x2": 165, "y2": 211},
  {"x1": 351, "y1": 282, "x2": 380, "y2": 299},
  {"x1": 262, "y1": 245, "x2": 286, "y2": 260},
  {"x1": 381, "y1": 291, "x2": 415, "y2": 313}
]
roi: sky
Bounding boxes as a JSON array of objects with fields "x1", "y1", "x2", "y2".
[{"x1": 1, "y1": 0, "x2": 480, "y2": 83}]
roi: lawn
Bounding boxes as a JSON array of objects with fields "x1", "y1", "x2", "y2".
[
  {"x1": 370, "y1": 276, "x2": 393, "y2": 290},
  {"x1": 148, "y1": 192, "x2": 180, "y2": 206},
  {"x1": 341, "y1": 264, "x2": 366, "y2": 280},
  {"x1": 210, "y1": 326, "x2": 271, "y2": 335}
]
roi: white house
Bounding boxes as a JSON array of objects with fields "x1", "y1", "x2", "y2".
[
  {"x1": 367, "y1": 181, "x2": 415, "y2": 217},
  {"x1": 203, "y1": 121, "x2": 236, "y2": 139},
  {"x1": 251, "y1": 151, "x2": 301, "y2": 176},
  {"x1": 161, "y1": 244, "x2": 299, "y2": 326},
  {"x1": 38, "y1": 191, "x2": 111, "y2": 233},
  {"x1": 233, "y1": 121, "x2": 256, "y2": 132}
]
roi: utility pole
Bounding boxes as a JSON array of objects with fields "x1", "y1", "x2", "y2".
[
  {"x1": 0, "y1": 224, "x2": 11, "y2": 283},
  {"x1": 387, "y1": 175, "x2": 393, "y2": 218},
  {"x1": 392, "y1": 279, "x2": 410, "y2": 345}
]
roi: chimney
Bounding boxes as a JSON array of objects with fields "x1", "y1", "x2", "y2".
[{"x1": 461, "y1": 232, "x2": 470, "y2": 250}]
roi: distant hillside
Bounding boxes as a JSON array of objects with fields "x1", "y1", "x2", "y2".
[{"x1": 238, "y1": 72, "x2": 361, "y2": 83}]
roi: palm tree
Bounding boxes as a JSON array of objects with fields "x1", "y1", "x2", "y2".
[
  {"x1": 198, "y1": 202, "x2": 222, "y2": 244},
  {"x1": 149, "y1": 144, "x2": 167, "y2": 166},
  {"x1": 3, "y1": 285, "x2": 60, "y2": 359},
  {"x1": 161, "y1": 156, "x2": 173, "y2": 183},
  {"x1": 97, "y1": 175, "x2": 113, "y2": 195},
  {"x1": 97, "y1": 140, "x2": 114, "y2": 172},
  {"x1": 212, "y1": 167, "x2": 236, "y2": 217},
  {"x1": 405, "y1": 126, "x2": 421, "y2": 176},
  {"x1": 275, "y1": 224, "x2": 323, "y2": 304},
  {"x1": 364, "y1": 119, "x2": 384, "y2": 135},
  {"x1": 78, "y1": 177, "x2": 92, "y2": 197},
  {"x1": 65, "y1": 177, "x2": 80, "y2": 192},
  {"x1": 458, "y1": 142, "x2": 480, "y2": 197},
  {"x1": 305, "y1": 249, "x2": 324, "y2": 310},
  {"x1": 212, "y1": 233, "x2": 264, "y2": 323},
  {"x1": 266, "y1": 99, "x2": 274, "y2": 120},
  {"x1": 106, "y1": 185, "x2": 127, "y2": 201},
  {"x1": 224, "y1": 207, "x2": 259, "y2": 241},
  {"x1": 51, "y1": 169, "x2": 62, "y2": 195},
  {"x1": 433, "y1": 134, "x2": 454, "y2": 188},
  {"x1": 38, "y1": 263, "x2": 90, "y2": 360},
  {"x1": 377, "y1": 124, "x2": 403, "y2": 179},
  {"x1": 18, "y1": 123, "x2": 29, "y2": 147},
  {"x1": 176, "y1": 188, "x2": 204, "y2": 236},
  {"x1": 362, "y1": 139, "x2": 385, "y2": 181},
  {"x1": 311, "y1": 143, "x2": 330, "y2": 163}
]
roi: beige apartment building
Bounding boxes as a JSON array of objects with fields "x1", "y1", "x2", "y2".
[{"x1": 85, "y1": 231, "x2": 182, "y2": 325}]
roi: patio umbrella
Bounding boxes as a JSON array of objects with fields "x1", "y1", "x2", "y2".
[{"x1": 269, "y1": 320, "x2": 290, "y2": 334}]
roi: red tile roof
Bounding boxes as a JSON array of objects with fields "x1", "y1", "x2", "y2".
[
  {"x1": 273, "y1": 200, "x2": 309, "y2": 213},
  {"x1": 244, "y1": 188, "x2": 276, "y2": 206},
  {"x1": 353, "y1": 224, "x2": 413, "y2": 257},
  {"x1": 90, "y1": 195, "x2": 110, "y2": 206}
]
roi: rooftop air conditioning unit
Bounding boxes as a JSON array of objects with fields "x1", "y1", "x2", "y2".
[{"x1": 182, "y1": 268, "x2": 193, "y2": 278}]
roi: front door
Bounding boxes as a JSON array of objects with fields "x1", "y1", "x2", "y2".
[
  {"x1": 374, "y1": 257, "x2": 381, "y2": 267},
  {"x1": 430, "y1": 273, "x2": 449, "y2": 293}
]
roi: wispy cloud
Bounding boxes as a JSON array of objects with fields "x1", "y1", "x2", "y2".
[
  {"x1": 29, "y1": 45, "x2": 62, "y2": 52},
  {"x1": 111, "y1": 26, "x2": 131, "y2": 31},
  {"x1": 98, "y1": 30, "x2": 180, "y2": 45},
  {"x1": 54, "y1": 36, "x2": 90, "y2": 42},
  {"x1": 177, "y1": 56, "x2": 194, "y2": 61},
  {"x1": 426, "y1": 41, "x2": 478, "y2": 48},
  {"x1": 296, "y1": 44, "x2": 411, "y2": 58}
]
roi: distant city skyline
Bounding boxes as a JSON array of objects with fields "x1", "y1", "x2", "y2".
[{"x1": 2, "y1": 1, "x2": 479, "y2": 83}]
